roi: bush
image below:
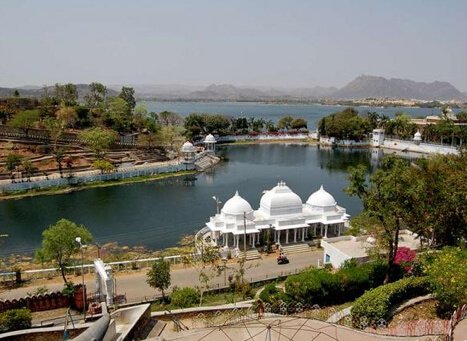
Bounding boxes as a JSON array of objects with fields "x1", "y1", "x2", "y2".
[
  {"x1": 0, "y1": 309, "x2": 32, "y2": 332},
  {"x1": 285, "y1": 269, "x2": 339, "y2": 305},
  {"x1": 351, "y1": 277, "x2": 431, "y2": 328},
  {"x1": 170, "y1": 287, "x2": 200, "y2": 308}
]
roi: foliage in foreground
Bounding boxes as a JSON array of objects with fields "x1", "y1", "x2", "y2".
[
  {"x1": 171, "y1": 287, "x2": 200, "y2": 308},
  {"x1": 422, "y1": 247, "x2": 467, "y2": 314},
  {"x1": 0, "y1": 308, "x2": 32, "y2": 332},
  {"x1": 147, "y1": 258, "x2": 171, "y2": 301},
  {"x1": 35, "y1": 219, "x2": 93, "y2": 284},
  {"x1": 351, "y1": 276, "x2": 431, "y2": 328}
]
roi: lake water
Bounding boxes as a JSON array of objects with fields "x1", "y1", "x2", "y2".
[
  {"x1": 0, "y1": 144, "x2": 375, "y2": 257},
  {"x1": 143, "y1": 101, "x2": 443, "y2": 129}
]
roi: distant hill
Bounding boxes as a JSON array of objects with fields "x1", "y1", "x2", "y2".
[
  {"x1": 0, "y1": 84, "x2": 118, "y2": 99},
  {"x1": 1, "y1": 76, "x2": 464, "y2": 101},
  {"x1": 334, "y1": 75, "x2": 463, "y2": 100}
]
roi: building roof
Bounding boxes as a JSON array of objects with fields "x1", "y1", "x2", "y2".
[
  {"x1": 259, "y1": 181, "x2": 303, "y2": 217},
  {"x1": 204, "y1": 134, "x2": 217, "y2": 143},
  {"x1": 221, "y1": 191, "x2": 254, "y2": 216},
  {"x1": 181, "y1": 141, "x2": 196, "y2": 153},
  {"x1": 306, "y1": 185, "x2": 337, "y2": 207}
]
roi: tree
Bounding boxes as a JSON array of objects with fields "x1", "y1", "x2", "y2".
[
  {"x1": 35, "y1": 219, "x2": 92, "y2": 283},
  {"x1": 158, "y1": 111, "x2": 183, "y2": 126},
  {"x1": 105, "y1": 97, "x2": 130, "y2": 132},
  {"x1": 44, "y1": 117, "x2": 65, "y2": 177},
  {"x1": 21, "y1": 160, "x2": 36, "y2": 181},
  {"x1": 276, "y1": 115, "x2": 294, "y2": 130},
  {"x1": 79, "y1": 127, "x2": 117, "y2": 159},
  {"x1": 9, "y1": 110, "x2": 40, "y2": 137},
  {"x1": 119, "y1": 86, "x2": 136, "y2": 112},
  {"x1": 85, "y1": 82, "x2": 107, "y2": 110},
  {"x1": 346, "y1": 156, "x2": 417, "y2": 282},
  {"x1": 55, "y1": 106, "x2": 78, "y2": 128},
  {"x1": 92, "y1": 160, "x2": 114, "y2": 174},
  {"x1": 291, "y1": 118, "x2": 307, "y2": 130},
  {"x1": 12, "y1": 89, "x2": 20, "y2": 97},
  {"x1": 4, "y1": 153, "x2": 22, "y2": 180},
  {"x1": 55, "y1": 83, "x2": 78, "y2": 106},
  {"x1": 146, "y1": 258, "x2": 171, "y2": 301},
  {"x1": 423, "y1": 247, "x2": 467, "y2": 314}
]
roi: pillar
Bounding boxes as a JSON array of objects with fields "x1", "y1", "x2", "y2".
[
  {"x1": 302, "y1": 227, "x2": 305, "y2": 242},
  {"x1": 294, "y1": 229, "x2": 297, "y2": 243},
  {"x1": 338, "y1": 225, "x2": 341, "y2": 237},
  {"x1": 286, "y1": 229, "x2": 289, "y2": 244},
  {"x1": 251, "y1": 234, "x2": 255, "y2": 247},
  {"x1": 236, "y1": 235, "x2": 239, "y2": 249},
  {"x1": 324, "y1": 225, "x2": 328, "y2": 238},
  {"x1": 278, "y1": 230, "x2": 281, "y2": 244}
]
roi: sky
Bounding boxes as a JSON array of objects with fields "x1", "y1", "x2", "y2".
[{"x1": 1, "y1": 0, "x2": 466, "y2": 90}]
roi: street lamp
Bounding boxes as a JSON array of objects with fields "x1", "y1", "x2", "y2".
[
  {"x1": 212, "y1": 196, "x2": 222, "y2": 214},
  {"x1": 75, "y1": 237, "x2": 86, "y2": 321}
]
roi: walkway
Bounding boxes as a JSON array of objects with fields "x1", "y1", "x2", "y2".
[{"x1": 0, "y1": 250, "x2": 323, "y2": 302}]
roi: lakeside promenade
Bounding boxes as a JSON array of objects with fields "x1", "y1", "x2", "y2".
[{"x1": 0, "y1": 250, "x2": 322, "y2": 303}]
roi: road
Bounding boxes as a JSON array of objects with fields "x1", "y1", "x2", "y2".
[{"x1": 0, "y1": 250, "x2": 323, "y2": 302}]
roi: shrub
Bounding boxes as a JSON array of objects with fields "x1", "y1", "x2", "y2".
[
  {"x1": 351, "y1": 277, "x2": 431, "y2": 328},
  {"x1": 285, "y1": 269, "x2": 339, "y2": 305},
  {"x1": 0, "y1": 309, "x2": 32, "y2": 332},
  {"x1": 170, "y1": 287, "x2": 200, "y2": 308}
]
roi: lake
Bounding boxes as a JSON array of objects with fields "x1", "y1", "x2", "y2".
[
  {"x1": 0, "y1": 144, "x2": 376, "y2": 256},
  {"x1": 142, "y1": 101, "x2": 443, "y2": 129}
]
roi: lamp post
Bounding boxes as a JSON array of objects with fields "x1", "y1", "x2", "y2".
[
  {"x1": 75, "y1": 237, "x2": 86, "y2": 321},
  {"x1": 212, "y1": 196, "x2": 222, "y2": 214}
]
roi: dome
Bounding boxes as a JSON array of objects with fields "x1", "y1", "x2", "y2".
[
  {"x1": 259, "y1": 181, "x2": 303, "y2": 216},
  {"x1": 204, "y1": 134, "x2": 217, "y2": 143},
  {"x1": 181, "y1": 141, "x2": 196, "y2": 153},
  {"x1": 414, "y1": 130, "x2": 422, "y2": 141},
  {"x1": 221, "y1": 191, "x2": 253, "y2": 216},
  {"x1": 306, "y1": 185, "x2": 337, "y2": 207}
]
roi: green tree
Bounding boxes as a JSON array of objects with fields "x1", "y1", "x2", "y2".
[
  {"x1": 106, "y1": 97, "x2": 130, "y2": 132},
  {"x1": 4, "y1": 153, "x2": 22, "y2": 180},
  {"x1": 9, "y1": 109, "x2": 40, "y2": 137},
  {"x1": 0, "y1": 308, "x2": 32, "y2": 332},
  {"x1": 170, "y1": 287, "x2": 200, "y2": 308},
  {"x1": 276, "y1": 115, "x2": 294, "y2": 130},
  {"x1": 118, "y1": 86, "x2": 136, "y2": 112},
  {"x1": 35, "y1": 219, "x2": 92, "y2": 283},
  {"x1": 55, "y1": 83, "x2": 78, "y2": 106},
  {"x1": 55, "y1": 106, "x2": 78, "y2": 128},
  {"x1": 85, "y1": 82, "x2": 107, "y2": 110},
  {"x1": 92, "y1": 159, "x2": 114, "y2": 174},
  {"x1": 21, "y1": 160, "x2": 36, "y2": 181},
  {"x1": 158, "y1": 111, "x2": 183, "y2": 126},
  {"x1": 146, "y1": 258, "x2": 171, "y2": 301},
  {"x1": 423, "y1": 247, "x2": 467, "y2": 313},
  {"x1": 291, "y1": 118, "x2": 307, "y2": 130},
  {"x1": 12, "y1": 89, "x2": 20, "y2": 97},
  {"x1": 346, "y1": 156, "x2": 417, "y2": 282},
  {"x1": 79, "y1": 127, "x2": 117, "y2": 159}
]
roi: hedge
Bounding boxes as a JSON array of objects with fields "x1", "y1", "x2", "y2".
[
  {"x1": 170, "y1": 287, "x2": 200, "y2": 308},
  {"x1": 284, "y1": 261, "x2": 389, "y2": 305},
  {"x1": 0, "y1": 308, "x2": 32, "y2": 332},
  {"x1": 351, "y1": 276, "x2": 431, "y2": 328}
]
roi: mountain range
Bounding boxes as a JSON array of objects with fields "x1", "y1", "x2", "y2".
[{"x1": 1, "y1": 76, "x2": 465, "y2": 101}]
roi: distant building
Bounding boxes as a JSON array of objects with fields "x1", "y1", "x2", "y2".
[{"x1": 203, "y1": 182, "x2": 349, "y2": 254}]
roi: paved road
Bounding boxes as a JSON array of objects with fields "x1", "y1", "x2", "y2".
[{"x1": 0, "y1": 251, "x2": 322, "y2": 302}]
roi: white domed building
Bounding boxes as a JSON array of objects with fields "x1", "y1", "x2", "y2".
[
  {"x1": 181, "y1": 141, "x2": 196, "y2": 163},
  {"x1": 203, "y1": 181, "x2": 349, "y2": 255},
  {"x1": 303, "y1": 185, "x2": 349, "y2": 238},
  {"x1": 204, "y1": 134, "x2": 217, "y2": 153}
]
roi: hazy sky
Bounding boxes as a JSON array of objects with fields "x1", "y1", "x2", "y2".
[{"x1": 1, "y1": 0, "x2": 466, "y2": 90}]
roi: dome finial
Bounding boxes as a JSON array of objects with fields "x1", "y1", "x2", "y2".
[
  {"x1": 235, "y1": 190, "x2": 239, "y2": 196},
  {"x1": 320, "y1": 184, "x2": 324, "y2": 190}
]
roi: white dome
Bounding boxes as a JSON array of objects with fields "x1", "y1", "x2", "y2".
[
  {"x1": 204, "y1": 134, "x2": 217, "y2": 143},
  {"x1": 221, "y1": 191, "x2": 253, "y2": 216},
  {"x1": 181, "y1": 141, "x2": 196, "y2": 153},
  {"x1": 259, "y1": 181, "x2": 303, "y2": 216},
  {"x1": 306, "y1": 185, "x2": 337, "y2": 207},
  {"x1": 414, "y1": 131, "x2": 422, "y2": 140}
]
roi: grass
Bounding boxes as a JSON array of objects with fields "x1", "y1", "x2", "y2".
[{"x1": 0, "y1": 170, "x2": 196, "y2": 200}]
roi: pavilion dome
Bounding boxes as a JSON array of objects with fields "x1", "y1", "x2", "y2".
[
  {"x1": 221, "y1": 191, "x2": 254, "y2": 217},
  {"x1": 259, "y1": 181, "x2": 303, "y2": 216},
  {"x1": 181, "y1": 141, "x2": 196, "y2": 153},
  {"x1": 204, "y1": 134, "x2": 217, "y2": 143},
  {"x1": 306, "y1": 185, "x2": 337, "y2": 208},
  {"x1": 414, "y1": 131, "x2": 422, "y2": 141}
]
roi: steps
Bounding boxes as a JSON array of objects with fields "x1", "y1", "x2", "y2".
[
  {"x1": 194, "y1": 154, "x2": 220, "y2": 171},
  {"x1": 241, "y1": 249, "x2": 261, "y2": 261},
  {"x1": 280, "y1": 243, "x2": 311, "y2": 255}
]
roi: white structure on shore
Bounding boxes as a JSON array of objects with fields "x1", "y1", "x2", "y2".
[
  {"x1": 204, "y1": 134, "x2": 217, "y2": 153},
  {"x1": 205, "y1": 181, "x2": 349, "y2": 252}
]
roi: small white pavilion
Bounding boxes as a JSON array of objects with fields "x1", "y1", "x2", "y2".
[
  {"x1": 204, "y1": 181, "x2": 349, "y2": 253},
  {"x1": 181, "y1": 141, "x2": 196, "y2": 163},
  {"x1": 204, "y1": 134, "x2": 217, "y2": 153}
]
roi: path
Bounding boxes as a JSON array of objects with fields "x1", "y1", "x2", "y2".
[{"x1": 0, "y1": 250, "x2": 323, "y2": 302}]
